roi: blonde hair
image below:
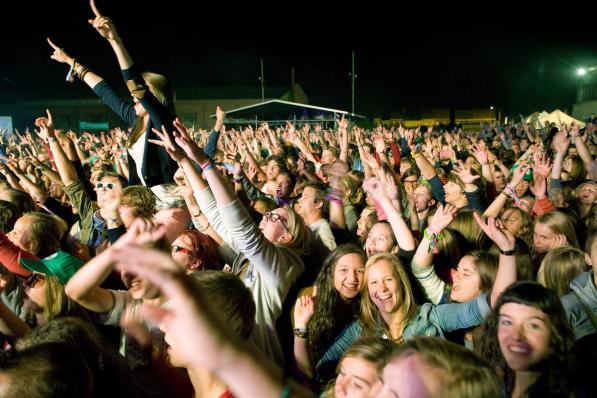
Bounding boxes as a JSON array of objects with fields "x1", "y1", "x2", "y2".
[
  {"x1": 282, "y1": 205, "x2": 311, "y2": 256},
  {"x1": 391, "y1": 337, "x2": 502, "y2": 398},
  {"x1": 449, "y1": 210, "x2": 485, "y2": 249},
  {"x1": 535, "y1": 211, "x2": 579, "y2": 249},
  {"x1": 360, "y1": 253, "x2": 418, "y2": 340},
  {"x1": 341, "y1": 175, "x2": 364, "y2": 206},
  {"x1": 537, "y1": 245, "x2": 586, "y2": 296}
]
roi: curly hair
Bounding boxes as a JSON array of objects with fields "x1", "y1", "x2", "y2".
[
  {"x1": 476, "y1": 281, "x2": 575, "y2": 397},
  {"x1": 308, "y1": 244, "x2": 366, "y2": 356}
]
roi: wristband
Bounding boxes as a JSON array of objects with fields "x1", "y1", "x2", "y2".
[
  {"x1": 293, "y1": 327, "x2": 309, "y2": 338},
  {"x1": 499, "y1": 248, "x2": 515, "y2": 256}
]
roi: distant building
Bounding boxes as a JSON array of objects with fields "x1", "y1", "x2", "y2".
[{"x1": 6, "y1": 84, "x2": 308, "y2": 132}]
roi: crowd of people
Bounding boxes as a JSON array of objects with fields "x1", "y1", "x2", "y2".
[{"x1": 0, "y1": 1, "x2": 596, "y2": 397}]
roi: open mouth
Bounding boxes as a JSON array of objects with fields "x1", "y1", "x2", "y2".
[{"x1": 508, "y1": 344, "x2": 532, "y2": 356}]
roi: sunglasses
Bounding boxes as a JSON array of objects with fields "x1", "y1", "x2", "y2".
[
  {"x1": 171, "y1": 245, "x2": 191, "y2": 254},
  {"x1": 263, "y1": 211, "x2": 289, "y2": 231},
  {"x1": 25, "y1": 273, "x2": 46, "y2": 289},
  {"x1": 95, "y1": 182, "x2": 116, "y2": 190}
]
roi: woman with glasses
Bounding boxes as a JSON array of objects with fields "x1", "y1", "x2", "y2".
[
  {"x1": 155, "y1": 119, "x2": 311, "y2": 366},
  {"x1": 170, "y1": 229, "x2": 221, "y2": 273}
]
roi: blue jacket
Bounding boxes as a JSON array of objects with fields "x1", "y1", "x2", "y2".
[{"x1": 315, "y1": 293, "x2": 491, "y2": 381}]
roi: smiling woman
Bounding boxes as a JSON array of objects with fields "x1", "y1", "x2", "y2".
[{"x1": 477, "y1": 281, "x2": 576, "y2": 397}]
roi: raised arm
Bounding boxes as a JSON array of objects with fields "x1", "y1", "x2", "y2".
[
  {"x1": 412, "y1": 203, "x2": 458, "y2": 271},
  {"x1": 88, "y1": 0, "x2": 133, "y2": 69},
  {"x1": 474, "y1": 213, "x2": 517, "y2": 308},
  {"x1": 363, "y1": 174, "x2": 416, "y2": 251},
  {"x1": 47, "y1": 38, "x2": 103, "y2": 89},
  {"x1": 34, "y1": 110, "x2": 78, "y2": 186}
]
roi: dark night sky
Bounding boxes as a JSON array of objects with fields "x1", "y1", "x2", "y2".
[{"x1": 4, "y1": 1, "x2": 597, "y2": 119}]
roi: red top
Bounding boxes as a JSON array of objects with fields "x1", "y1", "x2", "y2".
[{"x1": 0, "y1": 232, "x2": 37, "y2": 278}]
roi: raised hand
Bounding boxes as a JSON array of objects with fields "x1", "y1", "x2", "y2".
[
  {"x1": 47, "y1": 38, "x2": 74, "y2": 65},
  {"x1": 149, "y1": 125, "x2": 187, "y2": 162},
  {"x1": 452, "y1": 163, "x2": 480, "y2": 185},
  {"x1": 172, "y1": 118, "x2": 207, "y2": 164},
  {"x1": 532, "y1": 153, "x2": 552, "y2": 178},
  {"x1": 508, "y1": 162, "x2": 530, "y2": 188},
  {"x1": 552, "y1": 131, "x2": 570, "y2": 154},
  {"x1": 428, "y1": 203, "x2": 458, "y2": 233},
  {"x1": 550, "y1": 234, "x2": 568, "y2": 250},
  {"x1": 112, "y1": 218, "x2": 167, "y2": 250},
  {"x1": 470, "y1": 144, "x2": 489, "y2": 165},
  {"x1": 473, "y1": 213, "x2": 515, "y2": 252},
  {"x1": 293, "y1": 288, "x2": 317, "y2": 328},
  {"x1": 34, "y1": 109, "x2": 56, "y2": 141},
  {"x1": 88, "y1": 0, "x2": 120, "y2": 41},
  {"x1": 529, "y1": 174, "x2": 547, "y2": 200},
  {"x1": 378, "y1": 166, "x2": 399, "y2": 200}
]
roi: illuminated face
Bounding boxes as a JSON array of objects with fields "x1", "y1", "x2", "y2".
[
  {"x1": 450, "y1": 255, "x2": 482, "y2": 303},
  {"x1": 443, "y1": 181, "x2": 463, "y2": 205},
  {"x1": 6, "y1": 216, "x2": 35, "y2": 254},
  {"x1": 333, "y1": 253, "x2": 366, "y2": 301},
  {"x1": 266, "y1": 160, "x2": 281, "y2": 181},
  {"x1": 498, "y1": 303, "x2": 551, "y2": 372},
  {"x1": 275, "y1": 174, "x2": 292, "y2": 198},
  {"x1": 413, "y1": 187, "x2": 432, "y2": 212},
  {"x1": 501, "y1": 208, "x2": 523, "y2": 237},
  {"x1": 367, "y1": 260, "x2": 400, "y2": 315},
  {"x1": 370, "y1": 354, "x2": 444, "y2": 398},
  {"x1": 578, "y1": 183, "x2": 597, "y2": 205},
  {"x1": 402, "y1": 176, "x2": 419, "y2": 196},
  {"x1": 335, "y1": 356, "x2": 380, "y2": 398},
  {"x1": 258, "y1": 207, "x2": 289, "y2": 243},
  {"x1": 23, "y1": 273, "x2": 47, "y2": 312},
  {"x1": 533, "y1": 222, "x2": 557, "y2": 254},
  {"x1": 297, "y1": 186, "x2": 320, "y2": 218},
  {"x1": 120, "y1": 271, "x2": 160, "y2": 300},
  {"x1": 96, "y1": 176, "x2": 124, "y2": 209},
  {"x1": 493, "y1": 171, "x2": 506, "y2": 190},
  {"x1": 321, "y1": 149, "x2": 337, "y2": 165},
  {"x1": 171, "y1": 234, "x2": 194, "y2": 271},
  {"x1": 515, "y1": 180, "x2": 529, "y2": 198},
  {"x1": 365, "y1": 223, "x2": 395, "y2": 257},
  {"x1": 357, "y1": 207, "x2": 374, "y2": 238}
]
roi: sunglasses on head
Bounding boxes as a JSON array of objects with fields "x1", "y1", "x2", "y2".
[
  {"x1": 95, "y1": 182, "x2": 115, "y2": 190},
  {"x1": 171, "y1": 245, "x2": 191, "y2": 254},
  {"x1": 25, "y1": 273, "x2": 46, "y2": 288}
]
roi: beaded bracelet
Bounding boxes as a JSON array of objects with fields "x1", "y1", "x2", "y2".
[{"x1": 502, "y1": 184, "x2": 521, "y2": 206}]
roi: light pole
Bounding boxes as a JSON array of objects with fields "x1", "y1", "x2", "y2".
[{"x1": 576, "y1": 67, "x2": 596, "y2": 104}]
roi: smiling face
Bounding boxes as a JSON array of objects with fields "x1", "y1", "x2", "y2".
[
  {"x1": 497, "y1": 303, "x2": 551, "y2": 371},
  {"x1": 443, "y1": 181, "x2": 463, "y2": 205},
  {"x1": 334, "y1": 356, "x2": 380, "y2": 398},
  {"x1": 120, "y1": 271, "x2": 160, "y2": 300},
  {"x1": 367, "y1": 260, "x2": 400, "y2": 315},
  {"x1": 365, "y1": 223, "x2": 395, "y2": 257},
  {"x1": 450, "y1": 255, "x2": 481, "y2": 303},
  {"x1": 334, "y1": 253, "x2": 366, "y2": 301}
]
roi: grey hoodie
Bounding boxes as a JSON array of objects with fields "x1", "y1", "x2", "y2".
[{"x1": 561, "y1": 270, "x2": 597, "y2": 340}]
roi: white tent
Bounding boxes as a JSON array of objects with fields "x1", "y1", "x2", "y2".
[{"x1": 526, "y1": 109, "x2": 586, "y2": 129}]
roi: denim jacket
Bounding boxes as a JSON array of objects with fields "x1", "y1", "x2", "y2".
[{"x1": 315, "y1": 293, "x2": 491, "y2": 381}]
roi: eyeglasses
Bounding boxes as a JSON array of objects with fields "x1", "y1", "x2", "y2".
[
  {"x1": 263, "y1": 211, "x2": 289, "y2": 231},
  {"x1": 95, "y1": 182, "x2": 115, "y2": 190},
  {"x1": 25, "y1": 273, "x2": 46, "y2": 289},
  {"x1": 171, "y1": 245, "x2": 191, "y2": 254},
  {"x1": 403, "y1": 179, "x2": 420, "y2": 187}
]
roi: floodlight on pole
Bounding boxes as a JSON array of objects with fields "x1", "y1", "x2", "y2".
[{"x1": 578, "y1": 68, "x2": 587, "y2": 76}]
